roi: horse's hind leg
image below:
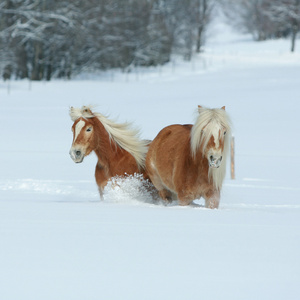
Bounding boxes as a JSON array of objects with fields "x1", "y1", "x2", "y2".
[
  {"x1": 151, "y1": 178, "x2": 173, "y2": 203},
  {"x1": 159, "y1": 189, "x2": 173, "y2": 203},
  {"x1": 146, "y1": 159, "x2": 170, "y2": 202},
  {"x1": 149, "y1": 172, "x2": 173, "y2": 203}
]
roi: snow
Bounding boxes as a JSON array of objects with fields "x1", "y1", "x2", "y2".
[{"x1": 1, "y1": 22, "x2": 300, "y2": 299}]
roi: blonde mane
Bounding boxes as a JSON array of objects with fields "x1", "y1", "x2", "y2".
[
  {"x1": 190, "y1": 106, "x2": 231, "y2": 190},
  {"x1": 70, "y1": 106, "x2": 148, "y2": 168}
]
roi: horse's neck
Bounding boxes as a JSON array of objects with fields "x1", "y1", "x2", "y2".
[{"x1": 93, "y1": 123, "x2": 117, "y2": 166}]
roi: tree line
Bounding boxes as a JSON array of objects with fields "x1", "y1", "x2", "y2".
[
  {"x1": 0, "y1": 0, "x2": 299, "y2": 81},
  {"x1": 221, "y1": 0, "x2": 300, "y2": 52},
  {"x1": 0, "y1": 0, "x2": 214, "y2": 80}
]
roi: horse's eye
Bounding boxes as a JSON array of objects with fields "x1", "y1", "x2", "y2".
[
  {"x1": 86, "y1": 127, "x2": 92, "y2": 132},
  {"x1": 224, "y1": 131, "x2": 227, "y2": 135}
]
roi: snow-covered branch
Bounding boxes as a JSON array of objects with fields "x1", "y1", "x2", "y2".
[{"x1": 0, "y1": 0, "x2": 216, "y2": 80}]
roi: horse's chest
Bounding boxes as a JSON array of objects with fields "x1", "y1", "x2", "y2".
[{"x1": 184, "y1": 173, "x2": 212, "y2": 197}]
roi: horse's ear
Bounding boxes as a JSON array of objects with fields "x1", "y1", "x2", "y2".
[
  {"x1": 82, "y1": 106, "x2": 93, "y2": 116},
  {"x1": 198, "y1": 105, "x2": 202, "y2": 113},
  {"x1": 221, "y1": 106, "x2": 226, "y2": 111}
]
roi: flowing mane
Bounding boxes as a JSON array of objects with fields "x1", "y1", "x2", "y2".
[
  {"x1": 190, "y1": 106, "x2": 231, "y2": 190},
  {"x1": 70, "y1": 106, "x2": 148, "y2": 168}
]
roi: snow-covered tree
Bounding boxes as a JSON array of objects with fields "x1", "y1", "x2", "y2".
[
  {"x1": 221, "y1": 0, "x2": 300, "y2": 51},
  {"x1": 264, "y1": 0, "x2": 300, "y2": 51},
  {"x1": 0, "y1": 0, "x2": 216, "y2": 80},
  {"x1": 0, "y1": 0, "x2": 79, "y2": 80},
  {"x1": 155, "y1": 0, "x2": 215, "y2": 60},
  {"x1": 195, "y1": 0, "x2": 215, "y2": 53},
  {"x1": 220, "y1": 0, "x2": 275, "y2": 41}
]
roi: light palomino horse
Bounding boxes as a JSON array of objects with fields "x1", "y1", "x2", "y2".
[
  {"x1": 69, "y1": 106, "x2": 149, "y2": 200},
  {"x1": 146, "y1": 105, "x2": 231, "y2": 209}
]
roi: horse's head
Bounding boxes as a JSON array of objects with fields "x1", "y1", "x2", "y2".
[
  {"x1": 191, "y1": 105, "x2": 231, "y2": 169},
  {"x1": 69, "y1": 107, "x2": 96, "y2": 163},
  {"x1": 204, "y1": 124, "x2": 227, "y2": 169}
]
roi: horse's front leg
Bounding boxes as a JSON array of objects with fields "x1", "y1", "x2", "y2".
[
  {"x1": 95, "y1": 163, "x2": 108, "y2": 201},
  {"x1": 204, "y1": 190, "x2": 220, "y2": 209},
  {"x1": 177, "y1": 190, "x2": 195, "y2": 206},
  {"x1": 98, "y1": 186, "x2": 104, "y2": 201}
]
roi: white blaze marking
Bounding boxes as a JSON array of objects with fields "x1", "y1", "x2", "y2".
[
  {"x1": 74, "y1": 120, "x2": 86, "y2": 143},
  {"x1": 212, "y1": 128, "x2": 219, "y2": 149}
]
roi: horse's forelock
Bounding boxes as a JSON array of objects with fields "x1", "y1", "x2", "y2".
[
  {"x1": 191, "y1": 107, "x2": 231, "y2": 157},
  {"x1": 191, "y1": 106, "x2": 231, "y2": 191},
  {"x1": 70, "y1": 106, "x2": 95, "y2": 122}
]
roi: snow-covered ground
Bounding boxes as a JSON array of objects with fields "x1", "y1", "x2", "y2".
[{"x1": 0, "y1": 23, "x2": 300, "y2": 300}]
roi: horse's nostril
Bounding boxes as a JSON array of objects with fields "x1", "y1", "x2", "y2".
[
  {"x1": 75, "y1": 150, "x2": 81, "y2": 157},
  {"x1": 210, "y1": 155, "x2": 213, "y2": 161}
]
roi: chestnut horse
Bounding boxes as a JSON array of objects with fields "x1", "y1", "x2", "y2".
[
  {"x1": 146, "y1": 105, "x2": 231, "y2": 209},
  {"x1": 69, "y1": 106, "x2": 149, "y2": 200}
]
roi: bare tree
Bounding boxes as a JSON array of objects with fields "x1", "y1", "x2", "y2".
[
  {"x1": 0, "y1": 0, "x2": 216, "y2": 80},
  {"x1": 195, "y1": 0, "x2": 215, "y2": 53},
  {"x1": 220, "y1": 0, "x2": 275, "y2": 41},
  {"x1": 221, "y1": 0, "x2": 300, "y2": 51},
  {"x1": 264, "y1": 0, "x2": 300, "y2": 52},
  {"x1": 0, "y1": 0, "x2": 78, "y2": 80}
]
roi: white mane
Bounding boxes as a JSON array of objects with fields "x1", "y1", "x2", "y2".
[
  {"x1": 70, "y1": 106, "x2": 148, "y2": 169},
  {"x1": 190, "y1": 106, "x2": 231, "y2": 190}
]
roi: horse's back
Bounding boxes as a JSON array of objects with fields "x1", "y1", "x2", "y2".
[
  {"x1": 151, "y1": 123, "x2": 191, "y2": 144},
  {"x1": 150, "y1": 124, "x2": 192, "y2": 146}
]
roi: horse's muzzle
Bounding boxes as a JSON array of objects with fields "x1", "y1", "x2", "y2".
[
  {"x1": 69, "y1": 148, "x2": 84, "y2": 163},
  {"x1": 209, "y1": 155, "x2": 222, "y2": 168}
]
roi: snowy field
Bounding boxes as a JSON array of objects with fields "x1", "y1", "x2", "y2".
[{"x1": 1, "y1": 24, "x2": 300, "y2": 300}]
